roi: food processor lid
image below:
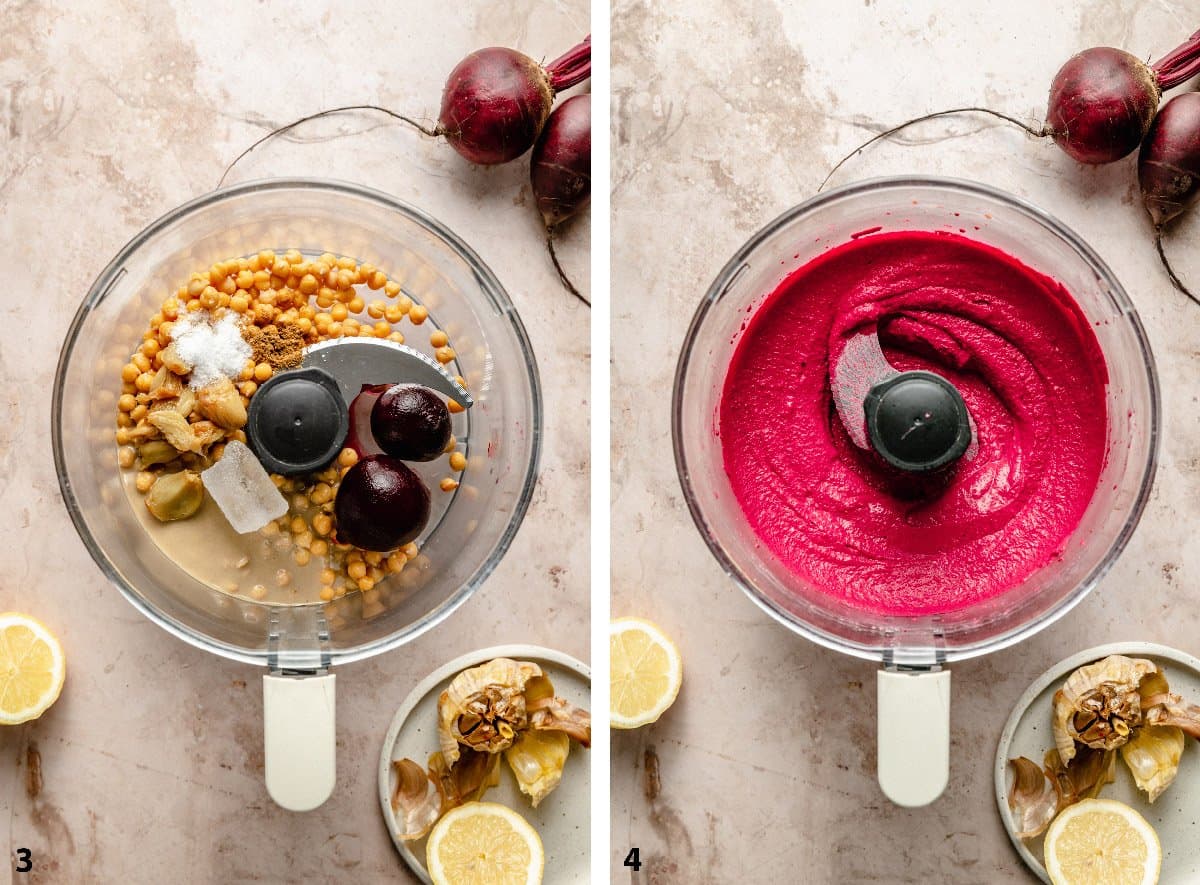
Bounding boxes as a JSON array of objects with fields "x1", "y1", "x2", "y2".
[{"x1": 246, "y1": 367, "x2": 349, "y2": 475}]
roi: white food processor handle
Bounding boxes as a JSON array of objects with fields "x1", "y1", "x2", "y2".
[
  {"x1": 876, "y1": 668, "x2": 951, "y2": 807},
  {"x1": 262, "y1": 672, "x2": 337, "y2": 811}
]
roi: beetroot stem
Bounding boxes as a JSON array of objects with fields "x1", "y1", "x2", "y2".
[
  {"x1": 1155, "y1": 230, "x2": 1199, "y2": 307},
  {"x1": 218, "y1": 105, "x2": 439, "y2": 187},
  {"x1": 547, "y1": 231, "x2": 589, "y2": 307},
  {"x1": 820, "y1": 107, "x2": 1048, "y2": 191},
  {"x1": 547, "y1": 36, "x2": 592, "y2": 92},
  {"x1": 1152, "y1": 28, "x2": 1200, "y2": 90}
]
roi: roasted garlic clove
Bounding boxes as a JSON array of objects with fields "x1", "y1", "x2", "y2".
[
  {"x1": 197, "y1": 377, "x2": 247, "y2": 430},
  {"x1": 1045, "y1": 744, "x2": 1116, "y2": 806},
  {"x1": 1052, "y1": 655, "x2": 1157, "y2": 761},
  {"x1": 1144, "y1": 694, "x2": 1200, "y2": 739},
  {"x1": 1120, "y1": 724, "x2": 1184, "y2": 803},
  {"x1": 137, "y1": 440, "x2": 180, "y2": 468},
  {"x1": 190, "y1": 420, "x2": 225, "y2": 451},
  {"x1": 1006, "y1": 756, "x2": 1060, "y2": 840},
  {"x1": 437, "y1": 658, "x2": 541, "y2": 763},
  {"x1": 144, "y1": 470, "x2": 204, "y2": 521},
  {"x1": 505, "y1": 729, "x2": 570, "y2": 808},
  {"x1": 148, "y1": 365, "x2": 184, "y2": 401},
  {"x1": 148, "y1": 410, "x2": 201, "y2": 453},
  {"x1": 159, "y1": 344, "x2": 192, "y2": 376},
  {"x1": 176, "y1": 387, "x2": 197, "y2": 419},
  {"x1": 391, "y1": 758, "x2": 443, "y2": 841}
]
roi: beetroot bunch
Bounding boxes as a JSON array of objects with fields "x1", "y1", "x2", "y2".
[
  {"x1": 223, "y1": 38, "x2": 592, "y2": 304},
  {"x1": 829, "y1": 28, "x2": 1200, "y2": 301}
]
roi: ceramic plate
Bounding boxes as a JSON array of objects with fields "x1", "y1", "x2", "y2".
[
  {"x1": 995, "y1": 642, "x2": 1200, "y2": 883},
  {"x1": 378, "y1": 644, "x2": 591, "y2": 883}
]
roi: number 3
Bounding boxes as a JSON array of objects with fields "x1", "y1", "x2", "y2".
[{"x1": 14, "y1": 847, "x2": 31, "y2": 873}]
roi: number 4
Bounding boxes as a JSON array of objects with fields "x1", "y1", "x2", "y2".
[{"x1": 623, "y1": 847, "x2": 642, "y2": 871}]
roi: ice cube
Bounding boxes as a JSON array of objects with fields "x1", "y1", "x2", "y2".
[{"x1": 201, "y1": 441, "x2": 288, "y2": 534}]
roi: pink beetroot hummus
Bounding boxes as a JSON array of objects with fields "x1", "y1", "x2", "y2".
[{"x1": 719, "y1": 230, "x2": 1108, "y2": 616}]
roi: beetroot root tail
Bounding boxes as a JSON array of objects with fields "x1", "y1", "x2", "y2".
[
  {"x1": 1155, "y1": 229, "x2": 1200, "y2": 307},
  {"x1": 219, "y1": 105, "x2": 440, "y2": 187},
  {"x1": 546, "y1": 36, "x2": 592, "y2": 93},
  {"x1": 547, "y1": 231, "x2": 589, "y2": 307},
  {"x1": 819, "y1": 107, "x2": 1048, "y2": 192}
]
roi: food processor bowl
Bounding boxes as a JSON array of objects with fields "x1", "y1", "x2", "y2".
[
  {"x1": 672, "y1": 177, "x2": 1158, "y2": 805},
  {"x1": 53, "y1": 179, "x2": 541, "y2": 809}
]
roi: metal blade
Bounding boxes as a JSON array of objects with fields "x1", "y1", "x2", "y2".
[
  {"x1": 830, "y1": 329, "x2": 897, "y2": 450},
  {"x1": 301, "y1": 338, "x2": 474, "y2": 408}
]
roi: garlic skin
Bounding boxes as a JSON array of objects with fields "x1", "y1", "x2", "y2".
[
  {"x1": 1007, "y1": 756, "x2": 1059, "y2": 839},
  {"x1": 391, "y1": 758, "x2": 442, "y2": 841},
  {"x1": 505, "y1": 730, "x2": 570, "y2": 808},
  {"x1": 1052, "y1": 655, "x2": 1157, "y2": 762},
  {"x1": 1121, "y1": 724, "x2": 1185, "y2": 803}
]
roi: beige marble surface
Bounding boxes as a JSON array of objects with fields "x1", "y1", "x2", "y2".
[
  {"x1": 0, "y1": 1, "x2": 589, "y2": 882},
  {"x1": 612, "y1": 1, "x2": 1200, "y2": 882}
]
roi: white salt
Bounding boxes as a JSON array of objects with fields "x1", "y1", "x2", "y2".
[
  {"x1": 201, "y1": 441, "x2": 288, "y2": 534},
  {"x1": 172, "y1": 311, "x2": 251, "y2": 387}
]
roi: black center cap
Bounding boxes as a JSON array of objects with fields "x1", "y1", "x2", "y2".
[
  {"x1": 245, "y1": 367, "x2": 349, "y2": 475},
  {"x1": 864, "y1": 370, "x2": 971, "y2": 472}
]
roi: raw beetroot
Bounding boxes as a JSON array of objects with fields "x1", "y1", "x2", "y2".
[
  {"x1": 531, "y1": 94, "x2": 592, "y2": 304},
  {"x1": 439, "y1": 40, "x2": 591, "y2": 165},
  {"x1": 1139, "y1": 92, "x2": 1200, "y2": 302}
]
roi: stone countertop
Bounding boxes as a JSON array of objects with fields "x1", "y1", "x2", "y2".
[
  {"x1": 0, "y1": 1, "x2": 589, "y2": 881},
  {"x1": 612, "y1": 1, "x2": 1200, "y2": 882}
]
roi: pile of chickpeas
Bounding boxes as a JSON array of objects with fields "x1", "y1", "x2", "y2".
[{"x1": 115, "y1": 249, "x2": 470, "y2": 606}]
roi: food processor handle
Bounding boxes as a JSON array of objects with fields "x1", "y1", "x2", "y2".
[
  {"x1": 263, "y1": 672, "x2": 337, "y2": 811},
  {"x1": 876, "y1": 668, "x2": 951, "y2": 807}
]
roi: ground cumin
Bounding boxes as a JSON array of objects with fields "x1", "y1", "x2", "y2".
[{"x1": 244, "y1": 324, "x2": 305, "y2": 369}]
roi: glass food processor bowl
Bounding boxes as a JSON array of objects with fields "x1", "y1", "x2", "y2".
[
  {"x1": 53, "y1": 179, "x2": 541, "y2": 810},
  {"x1": 672, "y1": 176, "x2": 1159, "y2": 806}
]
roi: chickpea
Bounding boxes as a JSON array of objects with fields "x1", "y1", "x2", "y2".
[
  {"x1": 284, "y1": 249, "x2": 303, "y2": 265},
  {"x1": 117, "y1": 446, "x2": 136, "y2": 468},
  {"x1": 356, "y1": 576, "x2": 376, "y2": 592},
  {"x1": 347, "y1": 561, "x2": 367, "y2": 580},
  {"x1": 290, "y1": 493, "x2": 309, "y2": 512},
  {"x1": 320, "y1": 567, "x2": 337, "y2": 585},
  {"x1": 250, "y1": 584, "x2": 269, "y2": 600},
  {"x1": 121, "y1": 363, "x2": 140, "y2": 383},
  {"x1": 312, "y1": 513, "x2": 333, "y2": 536},
  {"x1": 387, "y1": 552, "x2": 407, "y2": 573},
  {"x1": 115, "y1": 427, "x2": 132, "y2": 446},
  {"x1": 444, "y1": 435, "x2": 457, "y2": 453},
  {"x1": 275, "y1": 569, "x2": 292, "y2": 587},
  {"x1": 435, "y1": 346, "x2": 456, "y2": 364},
  {"x1": 140, "y1": 339, "x2": 160, "y2": 358},
  {"x1": 133, "y1": 353, "x2": 152, "y2": 373},
  {"x1": 310, "y1": 539, "x2": 329, "y2": 557},
  {"x1": 384, "y1": 304, "x2": 404, "y2": 323},
  {"x1": 235, "y1": 269, "x2": 254, "y2": 290},
  {"x1": 367, "y1": 300, "x2": 386, "y2": 319},
  {"x1": 347, "y1": 296, "x2": 365, "y2": 314},
  {"x1": 408, "y1": 305, "x2": 428, "y2": 325},
  {"x1": 440, "y1": 478, "x2": 459, "y2": 492},
  {"x1": 134, "y1": 372, "x2": 155, "y2": 393},
  {"x1": 289, "y1": 516, "x2": 307, "y2": 535},
  {"x1": 254, "y1": 362, "x2": 273, "y2": 382},
  {"x1": 364, "y1": 551, "x2": 383, "y2": 566},
  {"x1": 447, "y1": 399, "x2": 465, "y2": 414},
  {"x1": 319, "y1": 587, "x2": 335, "y2": 602},
  {"x1": 118, "y1": 393, "x2": 137, "y2": 412},
  {"x1": 402, "y1": 542, "x2": 419, "y2": 559},
  {"x1": 219, "y1": 276, "x2": 238, "y2": 295},
  {"x1": 449, "y1": 452, "x2": 468, "y2": 472},
  {"x1": 387, "y1": 332, "x2": 405, "y2": 344},
  {"x1": 384, "y1": 281, "x2": 401, "y2": 297},
  {"x1": 396, "y1": 295, "x2": 413, "y2": 314},
  {"x1": 135, "y1": 471, "x2": 155, "y2": 493},
  {"x1": 294, "y1": 549, "x2": 312, "y2": 567},
  {"x1": 367, "y1": 271, "x2": 387, "y2": 290},
  {"x1": 337, "y1": 448, "x2": 358, "y2": 468},
  {"x1": 186, "y1": 278, "x2": 206, "y2": 297},
  {"x1": 238, "y1": 381, "x2": 257, "y2": 397},
  {"x1": 130, "y1": 404, "x2": 148, "y2": 422},
  {"x1": 430, "y1": 330, "x2": 449, "y2": 348},
  {"x1": 330, "y1": 303, "x2": 348, "y2": 322},
  {"x1": 299, "y1": 274, "x2": 319, "y2": 295},
  {"x1": 295, "y1": 531, "x2": 313, "y2": 550},
  {"x1": 310, "y1": 483, "x2": 333, "y2": 505}
]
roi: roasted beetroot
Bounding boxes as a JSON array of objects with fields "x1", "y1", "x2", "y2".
[
  {"x1": 334, "y1": 455, "x2": 431, "y2": 552},
  {"x1": 371, "y1": 384, "x2": 452, "y2": 462}
]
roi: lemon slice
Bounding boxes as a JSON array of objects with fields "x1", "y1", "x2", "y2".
[
  {"x1": 426, "y1": 802, "x2": 544, "y2": 885},
  {"x1": 610, "y1": 617, "x2": 682, "y2": 729},
  {"x1": 1044, "y1": 798, "x2": 1161, "y2": 885},
  {"x1": 0, "y1": 613, "x2": 66, "y2": 725}
]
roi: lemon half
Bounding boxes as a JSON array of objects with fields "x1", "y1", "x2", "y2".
[
  {"x1": 610, "y1": 617, "x2": 682, "y2": 729},
  {"x1": 0, "y1": 613, "x2": 66, "y2": 725},
  {"x1": 426, "y1": 801, "x2": 544, "y2": 885},
  {"x1": 1044, "y1": 798, "x2": 1161, "y2": 885}
]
